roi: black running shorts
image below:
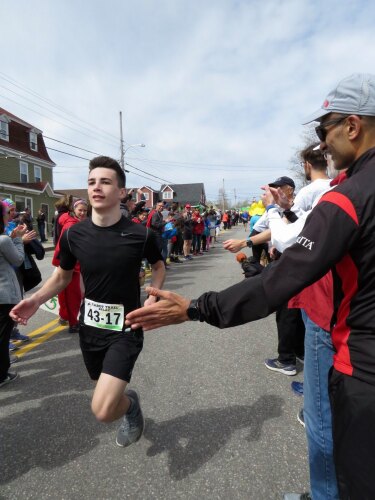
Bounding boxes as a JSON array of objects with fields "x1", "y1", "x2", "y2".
[{"x1": 79, "y1": 330, "x2": 143, "y2": 382}]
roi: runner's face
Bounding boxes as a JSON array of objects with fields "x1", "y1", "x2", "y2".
[{"x1": 88, "y1": 168, "x2": 125, "y2": 212}]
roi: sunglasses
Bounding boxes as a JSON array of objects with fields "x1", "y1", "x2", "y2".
[{"x1": 315, "y1": 116, "x2": 347, "y2": 142}]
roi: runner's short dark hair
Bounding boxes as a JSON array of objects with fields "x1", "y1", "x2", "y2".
[
  {"x1": 300, "y1": 144, "x2": 327, "y2": 171},
  {"x1": 89, "y1": 156, "x2": 125, "y2": 188}
]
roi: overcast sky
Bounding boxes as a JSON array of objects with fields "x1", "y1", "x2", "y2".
[{"x1": 1, "y1": 0, "x2": 374, "y2": 204}]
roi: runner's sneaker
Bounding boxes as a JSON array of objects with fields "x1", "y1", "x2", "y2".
[
  {"x1": 69, "y1": 324, "x2": 80, "y2": 334},
  {"x1": 58, "y1": 317, "x2": 68, "y2": 325},
  {"x1": 0, "y1": 372, "x2": 19, "y2": 388},
  {"x1": 9, "y1": 342, "x2": 19, "y2": 352},
  {"x1": 116, "y1": 389, "x2": 144, "y2": 447},
  {"x1": 297, "y1": 408, "x2": 305, "y2": 427},
  {"x1": 10, "y1": 329, "x2": 30, "y2": 342},
  {"x1": 264, "y1": 358, "x2": 297, "y2": 376}
]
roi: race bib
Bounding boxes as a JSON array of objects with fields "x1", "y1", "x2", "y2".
[{"x1": 84, "y1": 299, "x2": 124, "y2": 331}]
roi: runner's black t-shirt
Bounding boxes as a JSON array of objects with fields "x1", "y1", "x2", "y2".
[{"x1": 59, "y1": 216, "x2": 162, "y2": 340}]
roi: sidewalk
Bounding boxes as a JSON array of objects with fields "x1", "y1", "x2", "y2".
[{"x1": 40, "y1": 239, "x2": 55, "y2": 252}]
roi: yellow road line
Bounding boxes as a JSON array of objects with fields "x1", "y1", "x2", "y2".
[
  {"x1": 15, "y1": 325, "x2": 67, "y2": 358},
  {"x1": 26, "y1": 318, "x2": 60, "y2": 338}
]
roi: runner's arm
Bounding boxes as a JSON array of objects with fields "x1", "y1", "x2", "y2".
[{"x1": 10, "y1": 267, "x2": 74, "y2": 324}]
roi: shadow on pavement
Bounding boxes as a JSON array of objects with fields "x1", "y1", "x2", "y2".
[
  {"x1": 143, "y1": 394, "x2": 283, "y2": 479},
  {"x1": 0, "y1": 393, "x2": 101, "y2": 484}
]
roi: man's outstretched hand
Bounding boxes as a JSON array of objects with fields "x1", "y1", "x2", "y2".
[
  {"x1": 126, "y1": 286, "x2": 191, "y2": 331},
  {"x1": 223, "y1": 239, "x2": 246, "y2": 253}
]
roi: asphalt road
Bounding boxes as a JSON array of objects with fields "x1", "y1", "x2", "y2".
[{"x1": 0, "y1": 226, "x2": 309, "y2": 500}]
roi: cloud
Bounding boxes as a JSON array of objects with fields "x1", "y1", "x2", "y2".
[{"x1": 1, "y1": 0, "x2": 375, "y2": 201}]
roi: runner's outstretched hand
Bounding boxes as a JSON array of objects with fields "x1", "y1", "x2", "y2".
[
  {"x1": 126, "y1": 287, "x2": 190, "y2": 331},
  {"x1": 10, "y1": 297, "x2": 40, "y2": 325}
]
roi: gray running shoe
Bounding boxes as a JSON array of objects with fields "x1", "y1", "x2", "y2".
[{"x1": 116, "y1": 390, "x2": 144, "y2": 447}]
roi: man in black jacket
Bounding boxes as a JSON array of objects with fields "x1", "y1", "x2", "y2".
[{"x1": 126, "y1": 74, "x2": 375, "y2": 499}]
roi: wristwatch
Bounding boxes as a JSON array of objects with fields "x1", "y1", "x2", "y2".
[
  {"x1": 186, "y1": 299, "x2": 201, "y2": 321},
  {"x1": 246, "y1": 238, "x2": 253, "y2": 248}
]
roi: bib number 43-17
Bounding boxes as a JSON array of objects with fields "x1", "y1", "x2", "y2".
[{"x1": 84, "y1": 299, "x2": 124, "y2": 331}]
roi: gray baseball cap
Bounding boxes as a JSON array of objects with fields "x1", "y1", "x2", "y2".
[{"x1": 302, "y1": 73, "x2": 375, "y2": 124}]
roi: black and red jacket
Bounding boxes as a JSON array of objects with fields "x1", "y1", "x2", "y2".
[{"x1": 197, "y1": 147, "x2": 375, "y2": 384}]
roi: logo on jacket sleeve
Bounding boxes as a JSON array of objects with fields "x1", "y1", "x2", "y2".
[{"x1": 296, "y1": 236, "x2": 315, "y2": 250}]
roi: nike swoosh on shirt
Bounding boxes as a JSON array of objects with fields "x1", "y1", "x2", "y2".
[{"x1": 120, "y1": 232, "x2": 133, "y2": 237}]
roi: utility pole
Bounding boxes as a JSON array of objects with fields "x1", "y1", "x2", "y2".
[
  {"x1": 119, "y1": 111, "x2": 125, "y2": 175},
  {"x1": 234, "y1": 188, "x2": 237, "y2": 208}
]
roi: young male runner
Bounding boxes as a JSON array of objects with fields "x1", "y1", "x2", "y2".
[{"x1": 11, "y1": 156, "x2": 165, "y2": 447}]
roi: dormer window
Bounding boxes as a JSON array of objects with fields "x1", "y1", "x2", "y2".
[
  {"x1": 163, "y1": 191, "x2": 173, "y2": 200},
  {"x1": 0, "y1": 118, "x2": 9, "y2": 142},
  {"x1": 29, "y1": 131, "x2": 38, "y2": 151}
]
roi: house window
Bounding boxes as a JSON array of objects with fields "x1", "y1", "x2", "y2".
[
  {"x1": 20, "y1": 161, "x2": 29, "y2": 182},
  {"x1": 142, "y1": 192, "x2": 149, "y2": 201},
  {"x1": 163, "y1": 191, "x2": 173, "y2": 200},
  {"x1": 0, "y1": 120, "x2": 9, "y2": 141},
  {"x1": 30, "y1": 131, "x2": 38, "y2": 151},
  {"x1": 15, "y1": 196, "x2": 33, "y2": 213},
  {"x1": 34, "y1": 165, "x2": 42, "y2": 182}
]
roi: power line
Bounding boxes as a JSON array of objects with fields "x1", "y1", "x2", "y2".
[
  {"x1": 45, "y1": 147, "x2": 90, "y2": 161},
  {"x1": 127, "y1": 154, "x2": 284, "y2": 172},
  {"x1": 125, "y1": 161, "x2": 172, "y2": 184},
  {"x1": 0, "y1": 71, "x2": 121, "y2": 144},
  {"x1": 0, "y1": 92, "x2": 120, "y2": 150},
  {"x1": 125, "y1": 170, "x2": 162, "y2": 186},
  {"x1": 44, "y1": 136, "x2": 101, "y2": 156}
]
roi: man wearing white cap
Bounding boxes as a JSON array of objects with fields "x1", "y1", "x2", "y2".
[{"x1": 126, "y1": 74, "x2": 375, "y2": 499}]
